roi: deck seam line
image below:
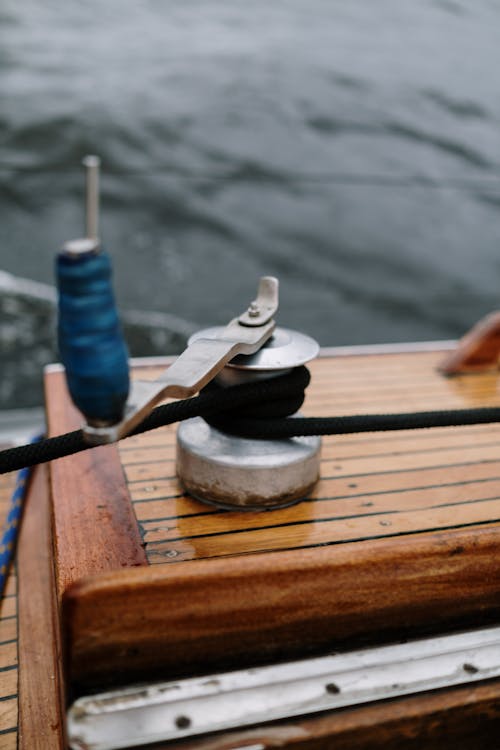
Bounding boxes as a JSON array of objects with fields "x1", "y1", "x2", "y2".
[
  {"x1": 318, "y1": 458, "x2": 500, "y2": 480},
  {"x1": 137, "y1": 476, "x2": 500, "y2": 524},
  {"x1": 145, "y1": 495, "x2": 500, "y2": 545},
  {"x1": 148, "y1": 519, "x2": 500, "y2": 563}
]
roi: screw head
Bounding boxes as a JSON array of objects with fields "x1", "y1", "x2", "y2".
[{"x1": 248, "y1": 301, "x2": 260, "y2": 317}]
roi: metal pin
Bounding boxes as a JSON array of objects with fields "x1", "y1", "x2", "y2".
[
  {"x1": 248, "y1": 301, "x2": 260, "y2": 318},
  {"x1": 82, "y1": 155, "x2": 101, "y2": 241}
]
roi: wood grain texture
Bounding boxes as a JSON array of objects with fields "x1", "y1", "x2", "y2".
[
  {"x1": 49, "y1": 347, "x2": 500, "y2": 744},
  {"x1": 439, "y1": 311, "x2": 500, "y2": 374},
  {"x1": 0, "y1": 469, "x2": 17, "y2": 747},
  {"x1": 17, "y1": 464, "x2": 65, "y2": 750},
  {"x1": 119, "y1": 352, "x2": 500, "y2": 565},
  {"x1": 44, "y1": 368, "x2": 147, "y2": 599},
  {"x1": 15, "y1": 345, "x2": 499, "y2": 747},
  {"x1": 65, "y1": 524, "x2": 500, "y2": 690}
]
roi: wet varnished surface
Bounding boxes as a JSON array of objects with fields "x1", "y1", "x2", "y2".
[
  {"x1": 44, "y1": 368, "x2": 147, "y2": 601},
  {"x1": 119, "y1": 351, "x2": 500, "y2": 565},
  {"x1": 47, "y1": 349, "x2": 500, "y2": 691},
  {"x1": 6, "y1": 347, "x2": 500, "y2": 746}
]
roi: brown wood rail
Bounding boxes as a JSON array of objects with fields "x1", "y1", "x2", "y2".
[
  {"x1": 64, "y1": 523, "x2": 500, "y2": 691},
  {"x1": 0, "y1": 470, "x2": 18, "y2": 750},
  {"x1": 439, "y1": 311, "x2": 500, "y2": 374},
  {"x1": 39, "y1": 346, "x2": 500, "y2": 750},
  {"x1": 17, "y1": 465, "x2": 64, "y2": 750},
  {"x1": 44, "y1": 367, "x2": 147, "y2": 599},
  {"x1": 42, "y1": 350, "x2": 500, "y2": 690}
]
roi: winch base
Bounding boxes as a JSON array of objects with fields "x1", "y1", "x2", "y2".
[{"x1": 176, "y1": 417, "x2": 321, "y2": 510}]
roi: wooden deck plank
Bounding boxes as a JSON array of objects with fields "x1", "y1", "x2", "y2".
[
  {"x1": 0, "y1": 732, "x2": 17, "y2": 750},
  {"x1": 120, "y1": 424, "x2": 500, "y2": 466},
  {"x1": 17, "y1": 464, "x2": 65, "y2": 749},
  {"x1": 44, "y1": 369, "x2": 148, "y2": 599},
  {"x1": 111, "y1": 350, "x2": 500, "y2": 574},
  {"x1": 116, "y1": 352, "x2": 500, "y2": 564},
  {"x1": 134, "y1": 458, "x2": 500, "y2": 515},
  {"x1": 43, "y1": 346, "x2": 500, "y2": 737},
  {"x1": 147, "y1": 517, "x2": 500, "y2": 565},
  {"x1": 65, "y1": 524, "x2": 500, "y2": 690},
  {"x1": 124, "y1": 441, "x2": 500, "y2": 484},
  {"x1": 0, "y1": 470, "x2": 17, "y2": 746},
  {"x1": 0, "y1": 698, "x2": 17, "y2": 735},
  {"x1": 140, "y1": 479, "x2": 500, "y2": 544},
  {"x1": 0, "y1": 670, "x2": 17, "y2": 702},
  {"x1": 0, "y1": 643, "x2": 17, "y2": 670},
  {"x1": 0, "y1": 620, "x2": 16, "y2": 646},
  {"x1": 0, "y1": 602, "x2": 15, "y2": 620}
]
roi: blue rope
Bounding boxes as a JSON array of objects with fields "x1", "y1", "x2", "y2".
[{"x1": 0, "y1": 435, "x2": 43, "y2": 597}]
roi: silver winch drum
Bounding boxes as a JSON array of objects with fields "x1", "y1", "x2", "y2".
[{"x1": 176, "y1": 326, "x2": 321, "y2": 510}]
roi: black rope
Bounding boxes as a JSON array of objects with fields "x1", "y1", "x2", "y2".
[
  {"x1": 207, "y1": 407, "x2": 500, "y2": 439},
  {"x1": 2, "y1": 364, "x2": 500, "y2": 475},
  {"x1": 0, "y1": 367, "x2": 309, "y2": 475}
]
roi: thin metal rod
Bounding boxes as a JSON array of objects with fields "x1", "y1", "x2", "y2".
[{"x1": 82, "y1": 155, "x2": 101, "y2": 241}]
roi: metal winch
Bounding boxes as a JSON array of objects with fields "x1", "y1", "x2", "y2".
[
  {"x1": 57, "y1": 156, "x2": 321, "y2": 510},
  {"x1": 177, "y1": 325, "x2": 321, "y2": 509}
]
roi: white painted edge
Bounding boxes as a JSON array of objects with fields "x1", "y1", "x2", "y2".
[{"x1": 319, "y1": 340, "x2": 458, "y2": 357}]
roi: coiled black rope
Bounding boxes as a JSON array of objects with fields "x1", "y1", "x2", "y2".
[
  {"x1": 0, "y1": 367, "x2": 308, "y2": 474},
  {"x1": 2, "y1": 364, "x2": 500, "y2": 476}
]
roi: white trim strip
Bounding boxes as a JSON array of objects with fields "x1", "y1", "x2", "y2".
[
  {"x1": 319, "y1": 340, "x2": 457, "y2": 357},
  {"x1": 68, "y1": 625, "x2": 500, "y2": 750}
]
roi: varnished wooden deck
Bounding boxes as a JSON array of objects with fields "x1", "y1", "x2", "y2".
[
  {"x1": 0, "y1": 471, "x2": 17, "y2": 749},
  {"x1": 4, "y1": 345, "x2": 500, "y2": 747},
  {"x1": 120, "y1": 351, "x2": 500, "y2": 565}
]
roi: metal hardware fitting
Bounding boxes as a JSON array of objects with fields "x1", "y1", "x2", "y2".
[
  {"x1": 82, "y1": 277, "x2": 279, "y2": 445},
  {"x1": 62, "y1": 237, "x2": 100, "y2": 258},
  {"x1": 188, "y1": 326, "x2": 320, "y2": 387},
  {"x1": 176, "y1": 419, "x2": 320, "y2": 509},
  {"x1": 176, "y1": 326, "x2": 321, "y2": 509},
  {"x1": 83, "y1": 154, "x2": 100, "y2": 242},
  {"x1": 238, "y1": 277, "x2": 278, "y2": 327},
  {"x1": 62, "y1": 156, "x2": 102, "y2": 258},
  {"x1": 67, "y1": 624, "x2": 500, "y2": 750}
]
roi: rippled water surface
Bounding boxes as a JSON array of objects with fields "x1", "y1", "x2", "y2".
[{"x1": 1, "y1": 0, "x2": 500, "y2": 410}]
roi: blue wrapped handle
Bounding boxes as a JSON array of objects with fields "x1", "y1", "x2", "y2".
[{"x1": 57, "y1": 250, "x2": 130, "y2": 424}]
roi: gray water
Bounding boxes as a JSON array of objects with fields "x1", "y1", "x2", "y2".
[{"x1": 1, "y1": 0, "x2": 500, "y2": 412}]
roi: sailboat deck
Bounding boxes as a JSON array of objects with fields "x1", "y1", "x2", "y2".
[
  {"x1": 3, "y1": 344, "x2": 500, "y2": 748},
  {"x1": 120, "y1": 349, "x2": 500, "y2": 566}
]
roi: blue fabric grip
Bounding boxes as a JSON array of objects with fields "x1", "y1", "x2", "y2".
[{"x1": 57, "y1": 250, "x2": 130, "y2": 424}]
